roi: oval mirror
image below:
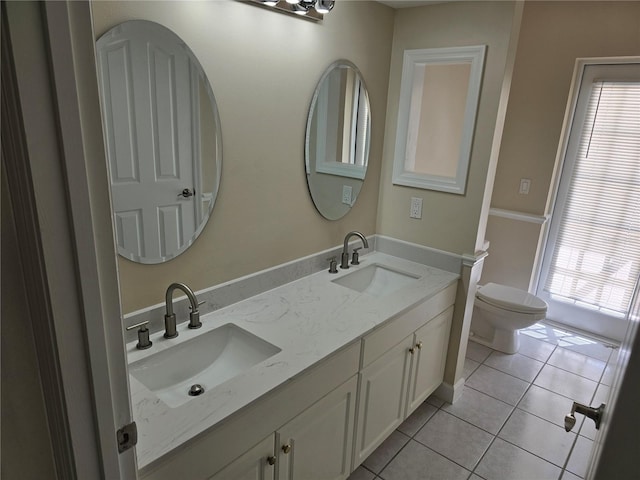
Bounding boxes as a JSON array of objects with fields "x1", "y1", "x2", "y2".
[
  {"x1": 305, "y1": 60, "x2": 371, "y2": 220},
  {"x1": 96, "y1": 20, "x2": 222, "y2": 264}
]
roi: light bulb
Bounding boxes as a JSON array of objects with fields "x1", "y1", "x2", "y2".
[
  {"x1": 293, "y1": 0, "x2": 315, "y2": 14},
  {"x1": 292, "y1": 3, "x2": 309, "y2": 15},
  {"x1": 315, "y1": 0, "x2": 334, "y2": 14}
]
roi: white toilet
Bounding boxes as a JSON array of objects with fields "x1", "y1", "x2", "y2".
[{"x1": 470, "y1": 283, "x2": 548, "y2": 354}]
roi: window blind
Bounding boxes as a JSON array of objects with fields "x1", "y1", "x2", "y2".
[{"x1": 544, "y1": 81, "x2": 640, "y2": 314}]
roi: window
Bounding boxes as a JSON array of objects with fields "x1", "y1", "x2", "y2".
[{"x1": 537, "y1": 61, "x2": 640, "y2": 341}]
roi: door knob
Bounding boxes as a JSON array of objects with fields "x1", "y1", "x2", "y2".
[
  {"x1": 178, "y1": 188, "x2": 195, "y2": 198},
  {"x1": 564, "y1": 402, "x2": 605, "y2": 432},
  {"x1": 266, "y1": 456, "x2": 276, "y2": 466},
  {"x1": 281, "y1": 444, "x2": 291, "y2": 454}
]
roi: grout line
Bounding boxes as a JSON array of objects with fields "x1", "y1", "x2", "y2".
[
  {"x1": 356, "y1": 322, "x2": 607, "y2": 480},
  {"x1": 470, "y1": 339, "x2": 569, "y2": 477},
  {"x1": 365, "y1": 430, "x2": 411, "y2": 477},
  {"x1": 474, "y1": 361, "x2": 542, "y2": 386},
  {"x1": 395, "y1": 400, "x2": 477, "y2": 477},
  {"x1": 462, "y1": 383, "x2": 523, "y2": 410}
]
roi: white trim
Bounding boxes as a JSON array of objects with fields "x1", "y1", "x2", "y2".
[
  {"x1": 315, "y1": 161, "x2": 366, "y2": 180},
  {"x1": 4, "y1": 2, "x2": 103, "y2": 477},
  {"x1": 45, "y1": 2, "x2": 138, "y2": 477},
  {"x1": 434, "y1": 378, "x2": 465, "y2": 404},
  {"x1": 533, "y1": 56, "x2": 640, "y2": 292},
  {"x1": 489, "y1": 208, "x2": 549, "y2": 225},
  {"x1": 534, "y1": 57, "x2": 640, "y2": 343},
  {"x1": 2, "y1": 10, "x2": 76, "y2": 477},
  {"x1": 4, "y1": 1, "x2": 137, "y2": 477},
  {"x1": 462, "y1": 250, "x2": 489, "y2": 268},
  {"x1": 392, "y1": 45, "x2": 486, "y2": 194}
]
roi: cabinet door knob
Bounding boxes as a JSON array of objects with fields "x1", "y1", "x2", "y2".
[
  {"x1": 266, "y1": 455, "x2": 276, "y2": 466},
  {"x1": 408, "y1": 346, "x2": 415, "y2": 354},
  {"x1": 281, "y1": 444, "x2": 292, "y2": 454},
  {"x1": 416, "y1": 341, "x2": 423, "y2": 350}
]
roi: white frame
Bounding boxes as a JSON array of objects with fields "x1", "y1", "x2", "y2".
[
  {"x1": 310, "y1": 62, "x2": 368, "y2": 181},
  {"x1": 534, "y1": 57, "x2": 640, "y2": 342},
  {"x1": 392, "y1": 45, "x2": 486, "y2": 194}
]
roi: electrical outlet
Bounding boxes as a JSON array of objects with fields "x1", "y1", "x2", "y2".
[
  {"x1": 342, "y1": 185, "x2": 352, "y2": 205},
  {"x1": 410, "y1": 197, "x2": 423, "y2": 219},
  {"x1": 519, "y1": 178, "x2": 531, "y2": 195}
]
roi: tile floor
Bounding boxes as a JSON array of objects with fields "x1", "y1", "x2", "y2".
[{"x1": 347, "y1": 322, "x2": 619, "y2": 480}]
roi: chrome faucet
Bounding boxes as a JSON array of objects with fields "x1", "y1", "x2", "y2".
[
  {"x1": 341, "y1": 231, "x2": 369, "y2": 269},
  {"x1": 164, "y1": 283, "x2": 202, "y2": 338}
]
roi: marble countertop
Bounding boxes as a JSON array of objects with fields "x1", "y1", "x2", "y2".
[{"x1": 127, "y1": 252, "x2": 459, "y2": 469}]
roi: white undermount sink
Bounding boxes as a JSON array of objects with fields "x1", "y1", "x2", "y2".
[
  {"x1": 332, "y1": 263, "x2": 420, "y2": 297},
  {"x1": 129, "y1": 323, "x2": 281, "y2": 408}
]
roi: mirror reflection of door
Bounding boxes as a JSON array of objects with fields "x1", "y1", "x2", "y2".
[
  {"x1": 312, "y1": 65, "x2": 369, "y2": 179},
  {"x1": 97, "y1": 22, "x2": 201, "y2": 262},
  {"x1": 305, "y1": 61, "x2": 371, "y2": 221}
]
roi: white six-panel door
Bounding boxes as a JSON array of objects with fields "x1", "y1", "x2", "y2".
[{"x1": 97, "y1": 22, "x2": 198, "y2": 261}]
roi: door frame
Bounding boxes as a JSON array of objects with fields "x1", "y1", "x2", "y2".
[
  {"x1": 3, "y1": 1, "x2": 136, "y2": 478},
  {"x1": 588, "y1": 276, "x2": 640, "y2": 479},
  {"x1": 533, "y1": 57, "x2": 640, "y2": 342}
]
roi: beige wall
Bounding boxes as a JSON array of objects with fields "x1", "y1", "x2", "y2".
[
  {"x1": 92, "y1": 1, "x2": 395, "y2": 313},
  {"x1": 376, "y1": 1, "x2": 519, "y2": 256},
  {"x1": 481, "y1": 215, "x2": 540, "y2": 290},
  {"x1": 414, "y1": 63, "x2": 470, "y2": 177},
  {"x1": 482, "y1": 1, "x2": 640, "y2": 289}
]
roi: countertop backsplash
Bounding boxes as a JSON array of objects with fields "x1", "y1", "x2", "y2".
[{"x1": 123, "y1": 235, "x2": 463, "y2": 345}]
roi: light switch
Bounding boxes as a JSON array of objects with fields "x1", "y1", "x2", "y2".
[
  {"x1": 519, "y1": 178, "x2": 531, "y2": 195},
  {"x1": 342, "y1": 185, "x2": 352, "y2": 205}
]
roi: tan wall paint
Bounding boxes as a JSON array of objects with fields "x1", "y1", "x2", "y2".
[
  {"x1": 482, "y1": 1, "x2": 640, "y2": 288},
  {"x1": 91, "y1": 1, "x2": 394, "y2": 313},
  {"x1": 376, "y1": 1, "x2": 518, "y2": 256},
  {"x1": 482, "y1": 216, "x2": 540, "y2": 291},
  {"x1": 414, "y1": 63, "x2": 470, "y2": 177}
]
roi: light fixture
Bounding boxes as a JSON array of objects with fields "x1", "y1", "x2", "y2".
[
  {"x1": 293, "y1": 0, "x2": 315, "y2": 15},
  {"x1": 315, "y1": 0, "x2": 335, "y2": 14},
  {"x1": 248, "y1": 0, "x2": 335, "y2": 21}
]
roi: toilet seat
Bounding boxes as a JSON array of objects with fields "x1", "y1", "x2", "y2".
[{"x1": 476, "y1": 283, "x2": 547, "y2": 314}]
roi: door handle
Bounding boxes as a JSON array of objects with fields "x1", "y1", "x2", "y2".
[
  {"x1": 564, "y1": 402, "x2": 605, "y2": 432},
  {"x1": 178, "y1": 188, "x2": 195, "y2": 198}
]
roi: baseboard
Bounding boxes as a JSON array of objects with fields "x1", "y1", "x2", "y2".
[{"x1": 434, "y1": 378, "x2": 465, "y2": 404}]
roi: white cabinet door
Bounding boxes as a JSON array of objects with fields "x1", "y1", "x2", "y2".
[
  {"x1": 354, "y1": 335, "x2": 413, "y2": 467},
  {"x1": 276, "y1": 376, "x2": 358, "y2": 480},
  {"x1": 208, "y1": 435, "x2": 276, "y2": 480},
  {"x1": 406, "y1": 307, "x2": 453, "y2": 415}
]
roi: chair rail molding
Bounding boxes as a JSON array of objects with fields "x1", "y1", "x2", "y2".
[{"x1": 489, "y1": 207, "x2": 549, "y2": 225}]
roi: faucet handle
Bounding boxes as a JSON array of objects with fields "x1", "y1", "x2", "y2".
[
  {"x1": 189, "y1": 300, "x2": 206, "y2": 311},
  {"x1": 188, "y1": 300, "x2": 205, "y2": 330},
  {"x1": 126, "y1": 321, "x2": 153, "y2": 350},
  {"x1": 351, "y1": 248, "x2": 362, "y2": 265},
  {"x1": 327, "y1": 256, "x2": 338, "y2": 274}
]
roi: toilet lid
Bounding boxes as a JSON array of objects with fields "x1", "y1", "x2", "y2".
[{"x1": 476, "y1": 283, "x2": 548, "y2": 314}]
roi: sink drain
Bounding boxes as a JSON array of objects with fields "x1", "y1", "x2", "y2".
[{"x1": 188, "y1": 384, "x2": 205, "y2": 396}]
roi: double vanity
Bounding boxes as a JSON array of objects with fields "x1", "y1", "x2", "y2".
[{"x1": 129, "y1": 248, "x2": 458, "y2": 479}]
